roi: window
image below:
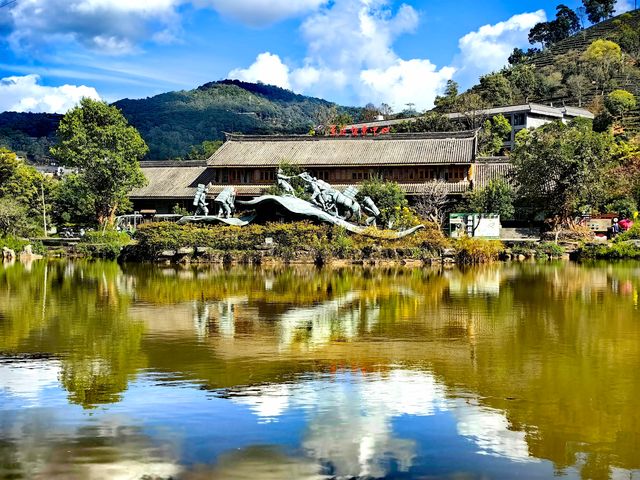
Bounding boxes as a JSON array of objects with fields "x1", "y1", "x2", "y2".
[
  {"x1": 316, "y1": 170, "x2": 330, "y2": 181},
  {"x1": 513, "y1": 113, "x2": 526, "y2": 126}
]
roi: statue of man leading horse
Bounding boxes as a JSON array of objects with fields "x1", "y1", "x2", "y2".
[{"x1": 297, "y1": 172, "x2": 371, "y2": 223}]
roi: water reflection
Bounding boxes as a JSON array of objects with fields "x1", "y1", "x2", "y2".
[{"x1": 1, "y1": 260, "x2": 640, "y2": 479}]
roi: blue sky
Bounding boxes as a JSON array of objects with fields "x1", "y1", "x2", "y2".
[{"x1": 0, "y1": 0, "x2": 633, "y2": 113}]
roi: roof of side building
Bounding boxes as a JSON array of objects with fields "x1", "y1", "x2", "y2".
[
  {"x1": 130, "y1": 165, "x2": 209, "y2": 199},
  {"x1": 207, "y1": 131, "x2": 478, "y2": 167}
]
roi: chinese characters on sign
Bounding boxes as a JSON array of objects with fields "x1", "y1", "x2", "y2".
[{"x1": 329, "y1": 125, "x2": 391, "y2": 137}]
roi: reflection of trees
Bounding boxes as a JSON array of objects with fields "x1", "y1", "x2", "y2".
[
  {"x1": 3, "y1": 261, "x2": 640, "y2": 476},
  {"x1": 0, "y1": 261, "x2": 146, "y2": 408}
]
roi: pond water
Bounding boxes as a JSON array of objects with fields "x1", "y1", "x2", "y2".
[{"x1": 0, "y1": 260, "x2": 639, "y2": 479}]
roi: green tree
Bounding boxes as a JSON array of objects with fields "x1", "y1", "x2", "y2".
[
  {"x1": 604, "y1": 89, "x2": 637, "y2": 119},
  {"x1": 51, "y1": 174, "x2": 96, "y2": 226},
  {"x1": 582, "y1": 0, "x2": 616, "y2": 24},
  {"x1": 477, "y1": 72, "x2": 513, "y2": 106},
  {"x1": 462, "y1": 179, "x2": 515, "y2": 219},
  {"x1": 0, "y1": 198, "x2": 32, "y2": 237},
  {"x1": 478, "y1": 114, "x2": 512, "y2": 156},
  {"x1": 510, "y1": 64, "x2": 538, "y2": 102},
  {"x1": 456, "y1": 93, "x2": 491, "y2": 129},
  {"x1": 511, "y1": 121, "x2": 614, "y2": 224},
  {"x1": 554, "y1": 5, "x2": 581, "y2": 39},
  {"x1": 186, "y1": 139, "x2": 223, "y2": 160},
  {"x1": 529, "y1": 21, "x2": 553, "y2": 49},
  {"x1": 0, "y1": 148, "x2": 50, "y2": 235},
  {"x1": 357, "y1": 177, "x2": 408, "y2": 228},
  {"x1": 434, "y1": 80, "x2": 460, "y2": 112},
  {"x1": 508, "y1": 48, "x2": 540, "y2": 66},
  {"x1": 395, "y1": 113, "x2": 455, "y2": 133},
  {"x1": 582, "y1": 40, "x2": 623, "y2": 95},
  {"x1": 51, "y1": 98, "x2": 148, "y2": 228},
  {"x1": 566, "y1": 74, "x2": 591, "y2": 107}
]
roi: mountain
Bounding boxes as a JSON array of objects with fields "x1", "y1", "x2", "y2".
[
  {"x1": 0, "y1": 80, "x2": 362, "y2": 162},
  {"x1": 0, "y1": 111, "x2": 61, "y2": 163}
]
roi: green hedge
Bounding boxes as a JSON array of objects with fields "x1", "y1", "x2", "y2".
[
  {"x1": 76, "y1": 230, "x2": 132, "y2": 260},
  {"x1": 130, "y1": 221, "x2": 450, "y2": 261}
]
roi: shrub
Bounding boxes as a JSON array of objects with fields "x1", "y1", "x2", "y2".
[
  {"x1": 0, "y1": 235, "x2": 45, "y2": 255},
  {"x1": 617, "y1": 223, "x2": 640, "y2": 241},
  {"x1": 535, "y1": 242, "x2": 565, "y2": 258},
  {"x1": 77, "y1": 230, "x2": 132, "y2": 260},
  {"x1": 455, "y1": 236, "x2": 503, "y2": 264},
  {"x1": 577, "y1": 242, "x2": 640, "y2": 259},
  {"x1": 132, "y1": 221, "x2": 450, "y2": 261}
]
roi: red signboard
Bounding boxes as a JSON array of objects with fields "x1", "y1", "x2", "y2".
[{"x1": 328, "y1": 125, "x2": 390, "y2": 137}]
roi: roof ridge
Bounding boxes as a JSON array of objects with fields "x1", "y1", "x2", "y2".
[{"x1": 223, "y1": 130, "x2": 478, "y2": 142}]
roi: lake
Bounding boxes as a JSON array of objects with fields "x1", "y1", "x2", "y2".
[{"x1": 0, "y1": 260, "x2": 639, "y2": 479}]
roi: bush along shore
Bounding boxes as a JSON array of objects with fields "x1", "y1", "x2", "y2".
[
  {"x1": 120, "y1": 222, "x2": 453, "y2": 266},
  {"x1": 573, "y1": 224, "x2": 640, "y2": 260}
]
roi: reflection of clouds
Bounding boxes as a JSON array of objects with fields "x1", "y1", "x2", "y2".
[
  {"x1": 228, "y1": 369, "x2": 538, "y2": 477},
  {"x1": 232, "y1": 384, "x2": 292, "y2": 422},
  {"x1": 183, "y1": 445, "x2": 326, "y2": 480},
  {"x1": 0, "y1": 360, "x2": 60, "y2": 407},
  {"x1": 450, "y1": 398, "x2": 537, "y2": 463}
]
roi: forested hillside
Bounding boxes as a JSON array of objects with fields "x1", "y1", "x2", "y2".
[
  {"x1": 114, "y1": 80, "x2": 362, "y2": 159},
  {"x1": 434, "y1": 8, "x2": 640, "y2": 132},
  {"x1": 0, "y1": 80, "x2": 361, "y2": 162},
  {"x1": 0, "y1": 112, "x2": 61, "y2": 163}
]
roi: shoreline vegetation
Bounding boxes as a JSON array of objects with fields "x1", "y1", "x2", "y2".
[{"x1": 4, "y1": 223, "x2": 640, "y2": 267}]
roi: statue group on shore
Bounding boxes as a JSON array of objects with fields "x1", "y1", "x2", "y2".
[
  {"x1": 193, "y1": 184, "x2": 236, "y2": 218},
  {"x1": 192, "y1": 170, "x2": 381, "y2": 228},
  {"x1": 277, "y1": 169, "x2": 381, "y2": 226}
]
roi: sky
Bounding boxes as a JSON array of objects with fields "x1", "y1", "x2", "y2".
[{"x1": 0, "y1": 0, "x2": 634, "y2": 113}]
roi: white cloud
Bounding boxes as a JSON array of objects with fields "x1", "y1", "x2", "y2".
[
  {"x1": 228, "y1": 0, "x2": 452, "y2": 111},
  {"x1": 456, "y1": 10, "x2": 547, "y2": 79},
  {"x1": 360, "y1": 59, "x2": 455, "y2": 111},
  {"x1": 197, "y1": 0, "x2": 327, "y2": 26},
  {"x1": 0, "y1": 74, "x2": 101, "y2": 113},
  {"x1": 7, "y1": 0, "x2": 182, "y2": 55},
  {"x1": 3, "y1": 0, "x2": 327, "y2": 56},
  {"x1": 229, "y1": 52, "x2": 291, "y2": 89}
]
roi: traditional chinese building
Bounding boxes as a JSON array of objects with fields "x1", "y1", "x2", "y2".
[{"x1": 130, "y1": 130, "x2": 507, "y2": 213}]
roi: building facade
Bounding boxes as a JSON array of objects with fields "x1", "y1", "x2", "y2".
[{"x1": 130, "y1": 130, "x2": 503, "y2": 213}]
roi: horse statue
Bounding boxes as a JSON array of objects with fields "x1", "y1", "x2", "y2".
[
  {"x1": 298, "y1": 173, "x2": 362, "y2": 221},
  {"x1": 323, "y1": 188, "x2": 362, "y2": 222}
]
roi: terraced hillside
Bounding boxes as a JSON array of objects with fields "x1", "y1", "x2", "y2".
[{"x1": 531, "y1": 9, "x2": 640, "y2": 102}]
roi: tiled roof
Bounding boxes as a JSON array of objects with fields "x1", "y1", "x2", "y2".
[
  {"x1": 207, "y1": 132, "x2": 477, "y2": 168},
  {"x1": 474, "y1": 159, "x2": 514, "y2": 189},
  {"x1": 130, "y1": 166, "x2": 209, "y2": 198}
]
